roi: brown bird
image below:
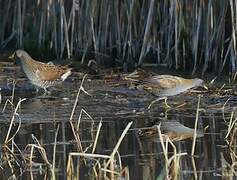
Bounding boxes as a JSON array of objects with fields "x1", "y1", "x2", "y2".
[
  {"x1": 124, "y1": 69, "x2": 207, "y2": 108},
  {"x1": 139, "y1": 75, "x2": 205, "y2": 97},
  {"x1": 10, "y1": 50, "x2": 72, "y2": 94},
  {"x1": 125, "y1": 69, "x2": 206, "y2": 96}
]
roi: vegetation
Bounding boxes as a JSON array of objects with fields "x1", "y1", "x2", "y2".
[
  {"x1": 0, "y1": 0, "x2": 236, "y2": 74},
  {"x1": 1, "y1": 1, "x2": 237, "y2": 179}
]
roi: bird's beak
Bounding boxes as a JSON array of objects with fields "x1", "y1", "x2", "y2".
[{"x1": 8, "y1": 52, "x2": 16, "y2": 59}]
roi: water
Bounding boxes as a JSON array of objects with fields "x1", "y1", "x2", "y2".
[{"x1": 0, "y1": 57, "x2": 236, "y2": 179}]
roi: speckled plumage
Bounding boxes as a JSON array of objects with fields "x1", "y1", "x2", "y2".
[
  {"x1": 15, "y1": 50, "x2": 72, "y2": 92},
  {"x1": 125, "y1": 69, "x2": 205, "y2": 96}
]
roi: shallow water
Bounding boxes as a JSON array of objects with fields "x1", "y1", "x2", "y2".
[{"x1": 0, "y1": 57, "x2": 237, "y2": 179}]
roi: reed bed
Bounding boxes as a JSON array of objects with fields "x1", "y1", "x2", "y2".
[{"x1": 0, "y1": 0, "x2": 236, "y2": 75}]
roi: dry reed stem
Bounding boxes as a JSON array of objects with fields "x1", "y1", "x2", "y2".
[
  {"x1": 92, "y1": 120, "x2": 102, "y2": 154},
  {"x1": 69, "y1": 152, "x2": 110, "y2": 159},
  {"x1": 121, "y1": 166, "x2": 130, "y2": 180},
  {"x1": 27, "y1": 135, "x2": 55, "y2": 180},
  {"x1": 105, "y1": 121, "x2": 133, "y2": 169},
  {"x1": 191, "y1": 95, "x2": 201, "y2": 156},
  {"x1": 69, "y1": 74, "x2": 90, "y2": 152},
  {"x1": 52, "y1": 124, "x2": 60, "y2": 174},
  {"x1": 222, "y1": 97, "x2": 231, "y2": 110},
  {"x1": 217, "y1": 83, "x2": 226, "y2": 94},
  {"x1": 0, "y1": 1, "x2": 236, "y2": 75},
  {"x1": 5, "y1": 113, "x2": 22, "y2": 144},
  {"x1": 66, "y1": 154, "x2": 73, "y2": 178},
  {"x1": 156, "y1": 124, "x2": 187, "y2": 179},
  {"x1": 191, "y1": 156, "x2": 198, "y2": 180},
  {"x1": 138, "y1": 0, "x2": 155, "y2": 65},
  {"x1": 99, "y1": 168, "x2": 120, "y2": 175},
  {"x1": 69, "y1": 74, "x2": 89, "y2": 121},
  {"x1": 2, "y1": 79, "x2": 16, "y2": 113},
  {"x1": 225, "y1": 112, "x2": 237, "y2": 139},
  {"x1": 4, "y1": 98, "x2": 26, "y2": 144},
  {"x1": 156, "y1": 124, "x2": 169, "y2": 174},
  {"x1": 192, "y1": 5, "x2": 202, "y2": 75},
  {"x1": 67, "y1": 121, "x2": 132, "y2": 179},
  {"x1": 76, "y1": 108, "x2": 94, "y2": 133},
  {"x1": 2, "y1": 99, "x2": 14, "y2": 113}
]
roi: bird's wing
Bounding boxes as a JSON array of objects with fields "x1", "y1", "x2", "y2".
[
  {"x1": 36, "y1": 64, "x2": 70, "y2": 81},
  {"x1": 145, "y1": 75, "x2": 183, "y2": 89}
]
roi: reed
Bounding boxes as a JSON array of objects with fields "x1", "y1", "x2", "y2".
[
  {"x1": 191, "y1": 95, "x2": 201, "y2": 156},
  {"x1": 0, "y1": 1, "x2": 236, "y2": 75},
  {"x1": 156, "y1": 124, "x2": 187, "y2": 179},
  {"x1": 67, "y1": 121, "x2": 133, "y2": 179}
]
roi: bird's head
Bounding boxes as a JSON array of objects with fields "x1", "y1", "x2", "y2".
[
  {"x1": 8, "y1": 50, "x2": 30, "y2": 61},
  {"x1": 193, "y1": 78, "x2": 208, "y2": 89}
]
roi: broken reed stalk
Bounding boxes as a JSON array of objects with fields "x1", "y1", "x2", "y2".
[
  {"x1": 3, "y1": 141, "x2": 23, "y2": 177},
  {"x1": 2, "y1": 99, "x2": 14, "y2": 113},
  {"x1": 4, "y1": 98, "x2": 26, "y2": 144},
  {"x1": 167, "y1": 138, "x2": 187, "y2": 180},
  {"x1": 69, "y1": 152, "x2": 110, "y2": 159},
  {"x1": 72, "y1": 113, "x2": 92, "y2": 153},
  {"x1": 69, "y1": 75, "x2": 91, "y2": 153},
  {"x1": 76, "y1": 108, "x2": 94, "y2": 132},
  {"x1": 156, "y1": 124, "x2": 187, "y2": 179},
  {"x1": 105, "y1": 121, "x2": 133, "y2": 169},
  {"x1": 67, "y1": 121, "x2": 133, "y2": 179},
  {"x1": 2, "y1": 79, "x2": 16, "y2": 113},
  {"x1": 28, "y1": 135, "x2": 55, "y2": 180},
  {"x1": 191, "y1": 95, "x2": 201, "y2": 156},
  {"x1": 69, "y1": 74, "x2": 89, "y2": 121}
]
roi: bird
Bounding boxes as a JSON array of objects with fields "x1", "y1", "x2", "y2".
[
  {"x1": 124, "y1": 69, "x2": 207, "y2": 108},
  {"x1": 9, "y1": 50, "x2": 72, "y2": 94},
  {"x1": 138, "y1": 74, "x2": 205, "y2": 97},
  {"x1": 138, "y1": 120, "x2": 203, "y2": 142}
]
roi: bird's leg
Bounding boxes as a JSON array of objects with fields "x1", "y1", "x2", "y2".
[
  {"x1": 43, "y1": 88, "x2": 52, "y2": 96},
  {"x1": 148, "y1": 97, "x2": 171, "y2": 109},
  {"x1": 43, "y1": 88, "x2": 47, "y2": 97},
  {"x1": 163, "y1": 97, "x2": 171, "y2": 109}
]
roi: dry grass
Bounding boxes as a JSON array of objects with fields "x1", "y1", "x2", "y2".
[
  {"x1": 0, "y1": 75, "x2": 133, "y2": 179},
  {"x1": 156, "y1": 124, "x2": 187, "y2": 180}
]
